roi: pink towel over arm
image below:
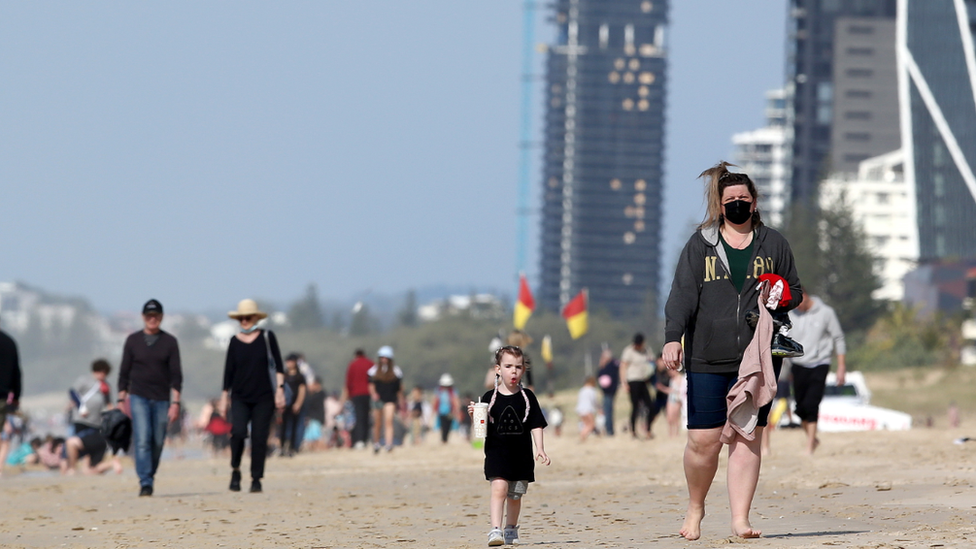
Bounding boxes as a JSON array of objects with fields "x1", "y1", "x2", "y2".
[{"x1": 720, "y1": 283, "x2": 777, "y2": 444}]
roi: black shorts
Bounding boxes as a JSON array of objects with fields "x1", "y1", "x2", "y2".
[
  {"x1": 792, "y1": 364, "x2": 830, "y2": 423},
  {"x1": 77, "y1": 428, "x2": 107, "y2": 466}
]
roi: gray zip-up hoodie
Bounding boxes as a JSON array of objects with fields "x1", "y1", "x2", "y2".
[
  {"x1": 664, "y1": 224, "x2": 803, "y2": 374},
  {"x1": 788, "y1": 296, "x2": 846, "y2": 367}
]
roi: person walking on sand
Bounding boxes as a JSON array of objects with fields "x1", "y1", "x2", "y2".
[
  {"x1": 469, "y1": 345, "x2": 550, "y2": 546},
  {"x1": 620, "y1": 333, "x2": 655, "y2": 439},
  {"x1": 788, "y1": 291, "x2": 846, "y2": 455},
  {"x1": 220, "y1": 299, "x2": 286, "y2": 493},
  {"x1": 596, "y1": 348, "x2": 620, "y2": 436},
  {"x1": 117, "y1": 299, "x2": 183, "y2": 497},
  {"x1": 279, "y1": 353, "x2": 307, "y2": 456},
  {"x1": 369, "y1": 346, "x2": 403, "y2": 453},
  {"x1": 663, "y1": 162, "x2": 802, "y2": 540},
  {"x1": 340, "y1": 349, "x2": 374, "y2": 450},
  {"x1": 0, "y1": 321, "x2": 21, "y2": 479},
  {"x1": 432, "y1": 374, "x2": 460, "y2": 444}
]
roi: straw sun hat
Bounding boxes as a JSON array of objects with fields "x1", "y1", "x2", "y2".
[{"x1": 228, "y1": 299, "x2": 268, "y2": 320}]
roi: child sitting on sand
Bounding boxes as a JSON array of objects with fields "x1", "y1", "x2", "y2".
[{"x1": 468, "y1": 345, "x2": 551, "y2": 546}]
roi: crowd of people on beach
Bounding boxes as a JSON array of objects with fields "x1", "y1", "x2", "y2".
[{"x1": 0, "y1": 160, "x2": 875, "y2": 545}]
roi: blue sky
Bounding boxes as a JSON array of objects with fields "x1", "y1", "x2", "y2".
[{"x1": 0, "y1": 2, "x2": 786, "y2": 314}]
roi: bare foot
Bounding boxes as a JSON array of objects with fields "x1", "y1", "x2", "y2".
[
  {"x1": 680, "y1": 506, "x2": 705, "y2": 540},
  {"x1": 731, "y1": 519, "x2": 761, "y2": 538},
  {"x1": 806, "y1": 437, "x2": 820, "y2": 455}
]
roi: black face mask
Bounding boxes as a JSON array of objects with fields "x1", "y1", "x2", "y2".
[{"x1": 723, "y1": 200, "x2": 753, "y2": 225}]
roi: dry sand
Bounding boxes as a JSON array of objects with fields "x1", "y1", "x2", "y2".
[{"x1": 1, "y1": 424, "x2": 975, "y2": 548}]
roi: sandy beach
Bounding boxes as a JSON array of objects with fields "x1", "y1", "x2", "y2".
[{"x1": 1, "y1": 423, "x2": 975, "y2": 549}]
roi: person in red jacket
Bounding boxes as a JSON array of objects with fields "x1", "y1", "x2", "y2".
[{"x1": 339, "y1": 349, "x2": 374, "y2": 449}]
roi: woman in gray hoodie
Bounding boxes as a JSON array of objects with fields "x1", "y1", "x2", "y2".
[{"x1": 662, "y1": 162, "x2": 802, "y2": 540}]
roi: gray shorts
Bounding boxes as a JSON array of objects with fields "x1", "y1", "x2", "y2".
[{"x1": 491, "y1": 478, "x2": 530, "y2": 500}]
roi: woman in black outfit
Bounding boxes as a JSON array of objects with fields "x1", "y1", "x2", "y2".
[
  {"x1": 220, "y1": 299, "x2": 285, "y2": 493},
  {"x1": 369, "y1": 345, "x2": 403, "y2": 453}
]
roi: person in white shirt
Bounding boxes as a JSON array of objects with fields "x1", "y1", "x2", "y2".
[{"x1": 788, "y1": 291, "x2": 846, "y2": 455}]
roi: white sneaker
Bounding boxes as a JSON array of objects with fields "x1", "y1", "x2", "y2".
[
  {"x1": 504, "y1": 525, "x2": 520, "y2": 545},
  {"x1": 487, "y1": 527, "x2": 504, "y2": 546}
]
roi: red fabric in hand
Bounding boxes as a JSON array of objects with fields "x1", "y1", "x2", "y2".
[{"x1": 757, "y1": 273, "x2": 791, "y2": 308}]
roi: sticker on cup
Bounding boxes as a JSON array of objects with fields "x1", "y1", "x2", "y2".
[{"x1": 473, "y1": 401, "x2": 489, "y2": 439}]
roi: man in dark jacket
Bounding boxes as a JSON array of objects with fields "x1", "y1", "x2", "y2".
[
  {"x1": 117, "y1": 299, "x2": 182, "y2": 496},
  {"x1": 0, "y1": 324, "x2": 21, "y2": 425},
  {"x1": 0, "y1": 323, "x2": 22, "y2": 475}
]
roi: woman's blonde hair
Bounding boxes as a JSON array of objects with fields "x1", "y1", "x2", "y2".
[{"x1": 698, "y1": 161, "x2": 762, "y2": 229}]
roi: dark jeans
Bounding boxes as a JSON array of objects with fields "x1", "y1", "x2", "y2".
[
  {"x1": 351, "y1": 394, "x2": 371, "y2": 446},
  {"x1": 129, "y1": 394, "x2": 169, "y2": 488},
  {"x1": 280, "y1": 408, "x2": 305, "y2": 452},
  {"x1": 230, "y1": 399, "x2": 275, "y2": 480},
  {"x1": 438, "y1": 414, "x2": 452, "y2": 443},
  {"x1": 602, "y1": 392, "x2": 616, "y2": 435},
  {"x1": 792, "y1": 363, "x2": 830, "y2": 423},
  {"x1": 627, "y1": 381, "x2": 654, "y2": 436}
]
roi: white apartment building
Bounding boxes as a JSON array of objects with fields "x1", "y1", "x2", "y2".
[
  {"x1": 820, "y1": 150, "x2": 919, "y2": 301},
  {"x1": 732, "y1": 88, "x2": 791, "y2": 228}
]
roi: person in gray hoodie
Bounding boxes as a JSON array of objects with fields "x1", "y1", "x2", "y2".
[
  {"x1": 788, "y1": 291, "x2": 846, "y2": 455},
  {"x1": 663, "y1": 162, "x2": 802, "y2": 541}
]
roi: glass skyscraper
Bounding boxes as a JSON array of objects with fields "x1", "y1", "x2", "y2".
[
  {"x1": 538, "y1": 0, "x2": 667, "y2": 318},
  {"x1": 898, "y1": 0, "x2": 976, "y2": 260},
  {"x1": 787, "y1": 0, "x2": 897, "y2": 204}
]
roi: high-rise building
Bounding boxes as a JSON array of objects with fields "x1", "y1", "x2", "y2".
[
  {"x1": 829, "y1": 16, "x2": 900, "y2": 174},
  {"x1": 820, "y1": 150, "x2": 917, "y2": 301},
  {"x1": 732, "y1": 88, "x2": 792, "y2": 228},
  {"x1": 787, "y1": 0, "x2": 897, "y2": 204},
  {"x1": 898, "y1": 0, "x2": 976, "y2": 261},
  {"x1": 538, "y1": 0, "x2": 668, "y2": 318}
]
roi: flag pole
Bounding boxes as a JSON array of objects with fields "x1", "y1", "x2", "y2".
[{"x1": 582, "y1": 289, "x2": 592, "y2": 377}]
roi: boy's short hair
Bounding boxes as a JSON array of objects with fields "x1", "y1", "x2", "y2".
[{"x1": 91, "y1": 359, "x2": 111, "y2": 374}]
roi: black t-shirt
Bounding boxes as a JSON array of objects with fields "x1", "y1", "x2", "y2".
[
  {"x1": 0, "y1": 330, "x2": 21, "y2": 402},
  {"x1": 372, "y1": 377, "x2": 401, "y2": 404},
  {"x1": 369, "y1": 365, "x2": 403, "y2": 404},
  {"x1": 118, "y1": 330, "x2": 182, "y2": 401},
  {"x1": 481, "y1": 388, "x2": 548, "y2": 482},
  {"x1": 304, "y1": 389, "x2": 326, "y2": 423},
  {"x1": 222, "y1": 331, "x2": 284, "y2": 404},
  {"x1": 284, "y1": 372, "x2": 306, "y2": 406}
]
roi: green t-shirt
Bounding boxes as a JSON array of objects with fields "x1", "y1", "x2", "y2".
[{"x1": 721, "y1": 235, "x2": 754, "y2": 294}]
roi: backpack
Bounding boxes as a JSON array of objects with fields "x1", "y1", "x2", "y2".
[{"x1": 100, "y1": 408, "x2": 132, "y2": 454}]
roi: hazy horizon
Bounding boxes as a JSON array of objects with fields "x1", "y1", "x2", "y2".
[{"x1": 0, "y1": 2, "x2": 787, "y2": 315}]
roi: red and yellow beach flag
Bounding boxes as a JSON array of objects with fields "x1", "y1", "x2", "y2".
[
  {"x1": 540, "y1": 335, "x2": 553, "y2": 363},
  {"x1": 513, "y1": 273, "x2": 535, "y2": 330},
  {"x1": 561, "y1": 289, "x2": 588, "y2": 339}
]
